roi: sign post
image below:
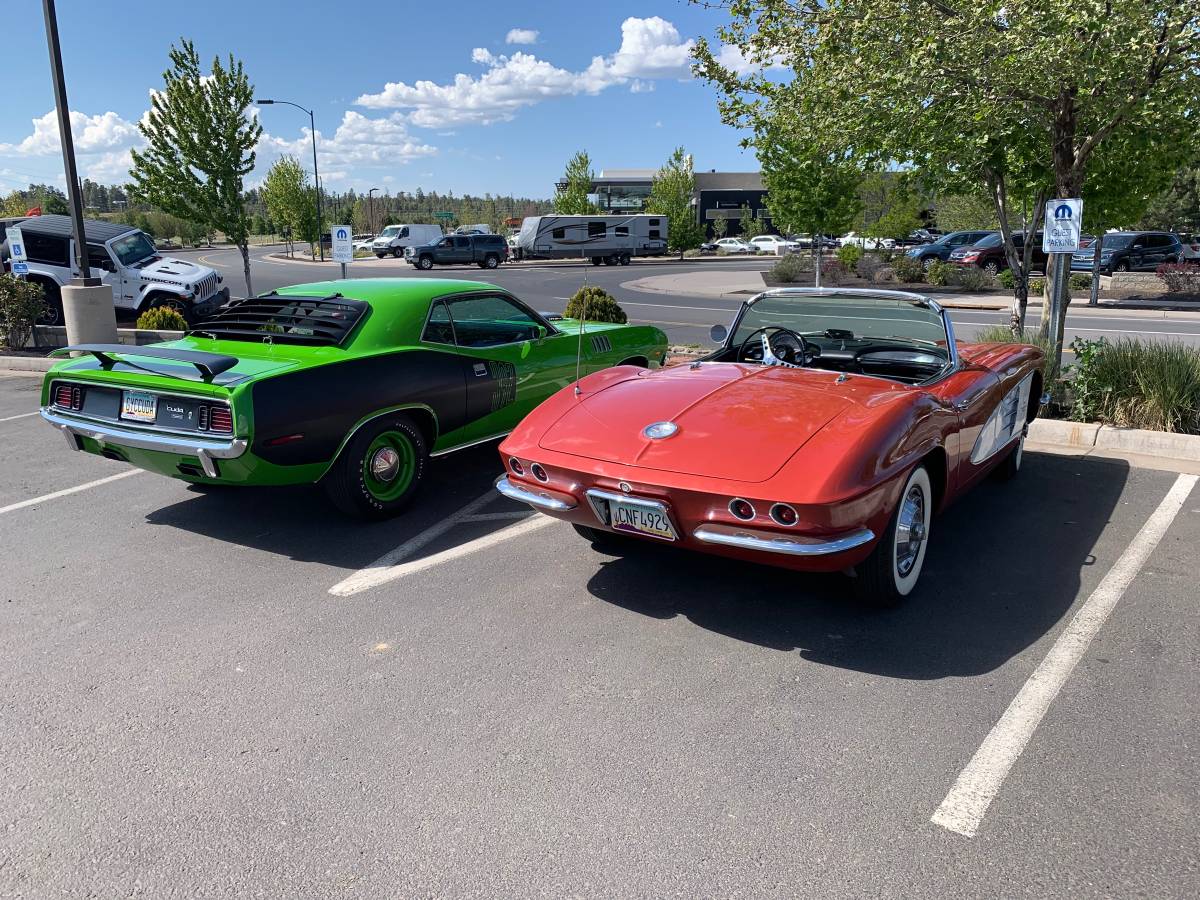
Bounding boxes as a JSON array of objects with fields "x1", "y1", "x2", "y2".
[
  {"x1": 8, "y1": 226, "x2": 29, "y2": 276},
  {"x1": 1043, "y1": 199, "x2": 1083, "y2": 369},
  {"x1": 331, "y1": 225, "x2": 353, "y2": 279}
]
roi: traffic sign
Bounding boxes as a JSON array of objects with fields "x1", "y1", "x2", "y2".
[
  {"x1": 12, "y1": 261, "x2": 28, "y2": 275},
  {"x1": 434, "y1": 212, "x2": 455, "y2": 220},
  {"x1": 8, "y1": 225, "x2": 27, "y2": 262},
  {"x1": 1043, "y1": 199, "x2": 1083, "y2": 253},
  {"x1": 331, "y1": 225, "x2": 353, "y2": 264}
]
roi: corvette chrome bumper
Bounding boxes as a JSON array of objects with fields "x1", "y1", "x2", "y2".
[
  {"x1": 41, "y1": 407, "x2": 248, "y2": 478},
  {"x1": 692, "y1": 523, "x2": 875, "y2": 556},
  {"x1": 494, "y1": 475, "x2": 577, "y2": 511}
]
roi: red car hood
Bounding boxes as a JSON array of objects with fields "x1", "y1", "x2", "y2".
[{"x1": 539, "y1": 364, "x2": 851, "y2": 482}]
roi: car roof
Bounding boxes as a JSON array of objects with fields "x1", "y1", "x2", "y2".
[
  {"x1": 274, "y1": 278, "x2": 502, "y2": 308},
  {"x1": 13, "y1": 214, "x2": 137, "y2": 243}
]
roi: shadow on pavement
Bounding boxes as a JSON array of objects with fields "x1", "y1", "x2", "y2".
[
  {"x1": 585, "y1": 452, "x2": 1131, "y2": 679},
  {"x1": 142, "y1": 443, "x2": 517, "y2": 571}
]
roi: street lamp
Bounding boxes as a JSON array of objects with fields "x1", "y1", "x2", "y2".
[
  {"x1": 256, "y1": 98, "x2": 324, "y2": 261},
  {"x1": 368, "y1": 187, "x2": 379, "y2": 237}
]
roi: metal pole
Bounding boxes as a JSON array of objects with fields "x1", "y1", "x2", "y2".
[
  {"x1": 1049, "y1": 252, "x2": 1069, "y2": 367},
  {"x1": 41, "y1": 0, "x2": 92, "y2": 282},
  {"x1": 310, "y1": 108, "x2": 324, "y2": 262}
]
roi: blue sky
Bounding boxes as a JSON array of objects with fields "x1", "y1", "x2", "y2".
[{"x1": 2, "y1": 0, "x2": 764, "y2": 198}]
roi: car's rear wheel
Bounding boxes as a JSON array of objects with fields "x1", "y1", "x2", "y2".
[
  {"x1": 32, "y1": 278, "x2": 63, "y2": 326},
  {"x1": 982, "y1": 260, "x2": 1001, "y2": 276},
  {"x1": 324, "y1": 414, "x2": 428, "y2": 520},
  {"x1": 573, "y1": 523, "x2": 625, "y2": 551},
  {"x1": 483, "y1": 254, "x2": 499, "y2": 269},
  {"x1": 417, "y1": 255, "x2": 434, "y2": 270},
  {"x1": 853, "y1": 465, "x2": 932, "y2": 608}
]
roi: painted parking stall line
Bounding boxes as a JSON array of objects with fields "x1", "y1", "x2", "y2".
[
  {"x1": 0, "y1": 411, "x2": 39, "y2": 422},
  {"x1": 931, "y1": 472, "x2": 1198, "y2": 838},
  {"x1": 0, "y1": 470, "x2": 141, "y2": 516}
]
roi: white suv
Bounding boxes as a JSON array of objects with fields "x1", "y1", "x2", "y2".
[
  {"x1": 750, "y1": 235, "x2": 801, "y2": 255},
  {"x1": 10, "y1": 215, "x2": 226, "y2": 325}
]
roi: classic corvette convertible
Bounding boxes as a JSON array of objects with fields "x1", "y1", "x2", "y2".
[
  {"x1": 39, "y1": 278, "x2": 667, "y2": 518},
  {"x1": 496, "y1": 288, "x2": 1045, "y2": 605}
]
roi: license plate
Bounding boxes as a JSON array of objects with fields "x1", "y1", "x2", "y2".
[
  {"x1": 609, "y1": 498, "x2": 677, "y2": 541},
  {"x1": 121, "y1": 390, "x2": 157, "y2": 423}
]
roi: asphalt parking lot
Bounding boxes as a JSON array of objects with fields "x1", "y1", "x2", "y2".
[{"x1": 2, "y1": 371, "x2": 1198, "y2": 898}]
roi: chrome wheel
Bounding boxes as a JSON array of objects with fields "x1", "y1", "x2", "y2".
[{"x1": 895, "y1": 485, "x2": 927, "y2": 578}]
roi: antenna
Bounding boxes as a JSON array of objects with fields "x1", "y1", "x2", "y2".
[{"x1": 573, "y1": 248, "x2": 588, "y2": 396}]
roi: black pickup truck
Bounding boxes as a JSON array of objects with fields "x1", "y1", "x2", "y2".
[{"x1": 405, "y1": 233, "x2": 509, "y2": 270}]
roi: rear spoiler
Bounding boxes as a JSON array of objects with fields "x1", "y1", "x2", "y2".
[{"x1": 50, "y1": 343, "x2": 238, "y2": 380}]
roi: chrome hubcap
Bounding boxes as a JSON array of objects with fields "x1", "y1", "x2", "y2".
[
  {"x1": 895, "y1": 485, "x2": 927, "y2": 577},
  {"x1": 370, "y1": 447, "x2": 401, "y2": 483}
]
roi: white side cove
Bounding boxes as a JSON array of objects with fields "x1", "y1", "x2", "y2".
[{"x1": 970, "y1": 373, "x2": 1033, "y2": 464}]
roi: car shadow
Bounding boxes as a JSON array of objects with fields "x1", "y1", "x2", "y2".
[
  {"x1": 142, "y1": 443, "x2": 523, "y2": 571},
  {"x1": 583, "y1": 452, "x2": 1132, "y2": 679}
]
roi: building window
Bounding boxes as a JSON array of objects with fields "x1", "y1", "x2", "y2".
[
  {"x1": 552, "y1": 228, "x2": 565, "y2": 239},
  {"x1": 588, "y1": 221, "x2": 606, "y2": 237}
]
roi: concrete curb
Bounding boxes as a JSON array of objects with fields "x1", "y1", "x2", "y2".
[
  {"x1": 0, "y1": 355, "x2": 54, "y2": 372},
  {"x1": 1028, "y1": 419, "x2": 1200, "y2": 461}
]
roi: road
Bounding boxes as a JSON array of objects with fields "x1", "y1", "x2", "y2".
[
  {"x1": 189, "y1": 245, "x2": 1200, "y2": 351},
  {"x1": 1, "y1": 370, "x2": 1197, "y2": 897}
]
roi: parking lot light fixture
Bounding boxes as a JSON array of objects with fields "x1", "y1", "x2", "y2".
[{"x1": 256, "y1": 98, "x2": 324, "y2": 261}]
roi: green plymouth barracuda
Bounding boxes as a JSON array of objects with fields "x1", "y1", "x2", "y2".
[{"x1": 39, "y1": 278, "x2": 668, "y2": 518}]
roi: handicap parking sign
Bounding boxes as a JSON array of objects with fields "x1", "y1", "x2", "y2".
[{"x1": 12, "y1": 261, "x2": 29, "y2": 275}]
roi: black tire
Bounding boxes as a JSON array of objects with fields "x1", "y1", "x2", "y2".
[
  {"x1": 921, "y1": 256, "x2": 936, "y2": 271},
  {"x1": 417, "y1": 255, "x2": 434, "y2": 270},
  {"x1": 323, "y1": 413, "x2": 428, "y2": 520},
  {"x1": 147, "y1": 293, "x2": 193, "y2": 324},
  {"x1": 603, "y1": 256, "x2": 615, "y2": 266},
  {"x1": 375, "y1": 253, "x2": 385, "y2": 259},
  {"x1": 483, "y1": 254, "x2": 499, "y2": 269},
  {"x1": 33, "y1": 279, "x2": 64, "y2": 327},
  {"x1": 1115, "y1": 261, "x2": 1130, "y2": 272},
  {"x1": 590, "y1": 257, "x2": 602, "y2": 266},
  {"x1": 391, "y1": 248, "x2": 402, "y2": 258},
  {"x1": 619, "y1": 253, "x2": 632, "y2": 266},
  {"x1": 982, "y1": 260, "x2": 1001, "y2": 276},
  {"x1": 992, "y1": 433, "x2": 1025, "y2": 481},
  {"x1": 852, "y1": 465, "x2": 932, "y2": 608},
  {"x1": 573, "y1": 523, "x2": 625, "y2": 551}
]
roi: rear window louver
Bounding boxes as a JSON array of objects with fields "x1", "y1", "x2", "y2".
[
  {"x1": 189, "y1": 293, "x2": 368, "y2": 347},
  {"x1": 590, "y1": 335, "x2": 613, "y2": 354}
]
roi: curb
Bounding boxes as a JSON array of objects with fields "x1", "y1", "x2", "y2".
[
  {"x1": 0, "y1": 355, "x2": 54, "y2": 372},
  {"x1": 1028, "y1": 419, "x2": 1200, "y2": 462}
]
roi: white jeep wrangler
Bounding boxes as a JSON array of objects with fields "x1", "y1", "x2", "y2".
[{"x1": 10, "y1": 215, "x2": 227, "y2": 325}]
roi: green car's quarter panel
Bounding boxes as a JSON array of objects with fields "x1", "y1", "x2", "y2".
[{"x1": 40, "y1": 278, "x2": 667, "y2": 486}]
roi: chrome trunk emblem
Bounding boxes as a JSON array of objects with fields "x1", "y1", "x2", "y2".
[{"x1": 642, "y1": 421, "x2": 678, "y2": 440}]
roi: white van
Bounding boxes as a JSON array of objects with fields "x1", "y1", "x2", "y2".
[{"x1": 371, "y1": 224, "x2": 443, "y2": 258}]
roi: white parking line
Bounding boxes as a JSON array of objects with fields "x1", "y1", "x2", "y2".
[
  {"x1": 931, "y1": 472, "x2": 1198, "y2": 838},
  {"x1": 329, "y1": 487, "x2": 547, "y2": 596},
  {"x1": 0, "y1": 411, "x2": 38, "y2": 422},
  {"x1": 0, "y1": 470, "x2": 141, "y2": 516}
]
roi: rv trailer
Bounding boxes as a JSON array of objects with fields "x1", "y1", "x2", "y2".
[{"x1": 512, "y1": 214, "x2": 669, "y2": 264}]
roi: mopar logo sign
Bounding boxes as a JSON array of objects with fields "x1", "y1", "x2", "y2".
[
  {"x1": 331, "y1": 224, "x2": 353, "y2": 264},
  {"x1": 1043, "y1": 198, "x2": 1083, "y2": 253}
]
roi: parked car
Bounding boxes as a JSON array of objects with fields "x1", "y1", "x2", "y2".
[
  {"x1": 894, "y1": 228, "x2": 943, "y2": 248},
  {"x1": 9, "y1": 214, "x2": 226, "y2": 325},
  {"x1": 496, "y1": 287, "x2": 1043, "y2": 607},
  {"x1": 840, "y1": 232, "x2": 895, "y2": 250},
  {"x1": 709, "y1": 238, "x2": 755, "y2": 254},
  {"x1": 405, "y1": 233, "x2": 510, "y2": 269},
  {"x1": 1178, "y1": 233, "x2": 1200, "y2": 266},
  {"x1": 372, "y1": 223, "x2": 443, "y2": 258},
  {"x1": 905, "y1": 230, "x2": 997, "y2": 270},
  {"x1": 39, "y1": 279, "x2": 668, "y2": 519},
  {"x1": 950, "y1": 231, "x2": 1047, "y2": 276},
  {"x1": 749, "y1": 235, "x2": 801, "y2": 255},
  {"x1": 352, "y1": 233, "x2": 376, "y2": 252},
  {"x1": 1069, "y1": 231, "x2": 1183, "y2": 275}
]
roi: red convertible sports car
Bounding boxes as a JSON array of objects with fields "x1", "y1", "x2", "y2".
[{"x1": 496, "y1": 288, "x2": 1045, "y2": 606}]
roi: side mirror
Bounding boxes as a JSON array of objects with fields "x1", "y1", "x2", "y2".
[
  {"x1": 535, "y1": 325, "x2": 548, "y2": 340},
  {"x1": 709, "y1": 324, "x2": 729, "y2": 344}
]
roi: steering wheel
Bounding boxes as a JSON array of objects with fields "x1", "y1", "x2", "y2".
[{"x1": 737, "y1": 326, "x2": 816, "y2": 367}]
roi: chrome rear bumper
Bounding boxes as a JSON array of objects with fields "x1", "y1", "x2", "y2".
[
  {"x1": 494, "y1": 475, "x2": 577, "y2": 511},
  {"x1": 41, "y1": 407, "x2": 248, "y2": 478},
  {"x1": 692, "y1": 523, "x2": 875, "y2": 557}
]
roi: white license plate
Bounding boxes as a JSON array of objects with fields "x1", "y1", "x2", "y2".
[
  {"x1": 121, "y1": 390, "x2": 157, "y2": 423},
  {"x1": 609, "y1": 499, "x2": 677, "y2": 541}
]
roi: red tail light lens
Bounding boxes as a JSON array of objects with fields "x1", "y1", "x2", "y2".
[
  {"x1": 207, "y1": 406, "x2": 233, "y2": 433},
  {"x1": 770, "y1": 503, "x2": 798, "y2": 526},
  {"x1": 54, "y1": 383, "x2": 83, "y2": 410},
  {"x1": 729, "y1": 498, "x2": 756, "y2": 521}
]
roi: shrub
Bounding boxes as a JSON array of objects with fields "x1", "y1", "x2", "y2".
[
  {"x1": 836, "y1": 243, "x2": 863, "y2": 272},
  {"x1": 1156, "y1": 263, "x2": 1200, "y2": 293},
  {"x1": 1070, "y1": 336, "x2": 1200, "y2": 434},
  {"x1": 973, "y1": 324, "x2": 1062, "y2": 386},
  {"x1": 955, "y1": 267, "x2": 995, "y2": 291},
  {"x1": 0, "y1": 275, "x2": 47, "y2": 350},
  {"x1": 1069, "y1": 273, "x2": 1093, "y2": 291},
  {"x1": 871, "y1": 266, "x2": 897, "y2": 284},
  {"x1": 565, "y1": 286, "x2": 627, "y2": 324},
  {"x1": 925, "y1": 260, "x2": 954, "y2": 286},
  {"x1": 890, "y1": 255, "x2": 925, "y2": 283},
  {"x1": 683, "y1": 248, "x2": 703, "y2": 258},
  {"x1": 855, "y1": 253, "x2": 884, "y2": 281},
  {"x1": 136, "y1": 305, "x2": 189, "y2": 331},
  {"x1": 766, "y1": 253, "x2": 810, "y2": 284},
  {"x1": 1028, "y1": 277, "x2": 1046, "y2": 294},
  {"x1": 997, "y1": 268, "x2": 1016, "y2": 289},
  {"x1": 820, "y1": 259, "x2": 849, "y2": 285}
]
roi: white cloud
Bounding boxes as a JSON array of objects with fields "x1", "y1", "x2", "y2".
[
  {"x1": 0, "y1": 109, "x2": 141, "y2": 156},
  {"x1": 354, "y1": 16, "x2": 696, "y2": 127},
  {"x1": 629, "y1": 80, "x2": 654, "y2": 94},
  {"x1": 257, "y1": 110, "x2": 437, "y2": 172},
  {"x1": 505, "y1": 28, "x2": 539, "y2": 45}
]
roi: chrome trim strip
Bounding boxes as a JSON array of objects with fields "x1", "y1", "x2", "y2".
[
  {"x1": 494, "y1": 475, "x2": 576, "y2": 511},
  {"x1": 428, "y1": 430, "x2": 510, "y2": 457},
  {"x1": 40, "y1": 407, "x2": 248, "y2": 469},
  {"x1": 692, "y1": 523, "x2": 876, "y2": 557}
]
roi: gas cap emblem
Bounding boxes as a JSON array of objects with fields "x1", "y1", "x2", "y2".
[{"x1": 642, "y1": 421, "x2": 678, "y2": 440}]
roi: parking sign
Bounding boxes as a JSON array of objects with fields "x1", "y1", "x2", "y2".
[
  {"x1": 8, "y1": 225, "x2": 27, "y2": 263},
  {"x1": 331, "y1": 225, "x2": 353, "y2": 264},
  {"x1": 1043, "y1": 199, "x2": 1083, "y2": 253}
]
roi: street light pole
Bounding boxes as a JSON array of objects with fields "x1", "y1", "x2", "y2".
[
  {"x1": 368, "y1": 187, "x2": 379, "y2": 237},
  {"x1": 256, "y1": 98, "x2": 324, "y2": 261}
]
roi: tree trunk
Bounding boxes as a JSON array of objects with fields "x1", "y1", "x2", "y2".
[
  {"x1": 1045, "y1": 96, "x2": 1084, "y2": 361},
  {"x1": 1088, "y1": 236, "x2": 1103, "y2": 306},
  {"x1": 239, "y1": 240, "x2": 253, "y2": 298}
]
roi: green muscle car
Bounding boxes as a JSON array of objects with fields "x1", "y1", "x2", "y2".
[{"x1": 39, "y1": 278, "x2": 668, "y2": 518}]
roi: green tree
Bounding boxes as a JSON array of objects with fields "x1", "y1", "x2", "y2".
[
  {"x1": 1138, "y1": 166, "x2": 1200, "y2": 232},
  {"x1": 554, "y1": 150, "x2": 598, "y2": 215},
  {"x1": 738, "y1": 204, "x2": 765, "y2": 239},
  {"x1": 710, "y1": 212, "x2": 728, "y2": 240},
  {"x1": 934, "y1": 193, "x2": 999, "y2": 232},
  {"x1": 647, "y1": 147, "x2": 704, "y2": 256},
  {"x1": 260, "y1": 156, "x2": 318, "y2": 253},
  {"x1": 129, "y1": 38, "x2": 263, "y2": 295},
  {"x1": 695, "y1": 0, "x2": 1200, "y2": 351},
  {"x1": 858, "y1": 172, "x2": 923, "y2": 240}
]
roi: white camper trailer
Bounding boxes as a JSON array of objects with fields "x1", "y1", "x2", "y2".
[{"x1": 512, "y1": 214, "x2": 669, "y2": 265}]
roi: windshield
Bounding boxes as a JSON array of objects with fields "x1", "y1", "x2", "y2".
[
  {"x1": 1100, "y1": 234, "x2": 1135, "y2": 250},
  {"x1": 731, "y1": 291, "x2": 950, "y2": 352},
  {"x1": 110, "y1": 232, "x2": 156, "y2": 266},
  {"x1": 379, "y1": 226, "x2": 400, "y2": 238}
]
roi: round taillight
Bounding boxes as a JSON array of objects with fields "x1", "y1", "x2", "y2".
[
  {"x1": 531, "y1": 463, "x2": 548, "y2": 482},
  {"x1": 509, "y1": 457, "x2": 524, "y2": 475},
  {"x1": 770, "y1": 503, "x2": 798, "y2": 526},
  {"x1": 729, "y1": 498, "x2": 755, "y2": 521}
]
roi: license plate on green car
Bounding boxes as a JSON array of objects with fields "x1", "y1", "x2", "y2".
[{"x1": 121, "y1": 390, "x2": 157, "y2": 423}]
